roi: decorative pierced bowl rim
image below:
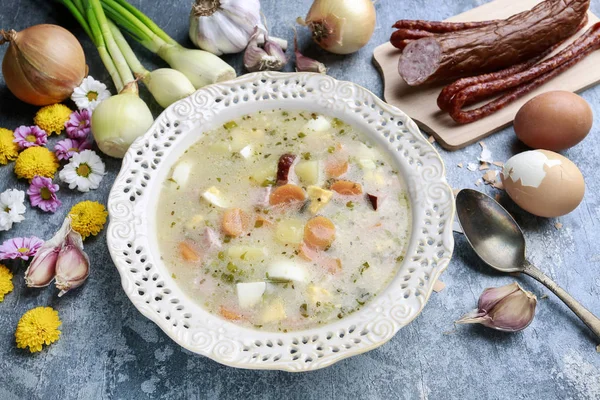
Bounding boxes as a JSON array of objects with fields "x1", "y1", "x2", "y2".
[{"x1": 107, "y1": 72, "x2": 454, "y2": 372}]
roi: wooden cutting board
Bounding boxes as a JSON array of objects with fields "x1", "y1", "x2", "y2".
[{"x1": 373, "y1": 0, "x2": 600, "y2": 150}]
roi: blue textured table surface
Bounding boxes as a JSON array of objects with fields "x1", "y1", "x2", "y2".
[{"x1": 1, "y1": 1, "x2": 599, "y2": 399}]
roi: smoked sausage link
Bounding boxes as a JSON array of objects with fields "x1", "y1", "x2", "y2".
[{"x1": 398, "y1": 0, "x2": 590, "y2": 86}]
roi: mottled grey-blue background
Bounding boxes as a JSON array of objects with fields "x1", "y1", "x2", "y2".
[{"x1": 1, "y1": 0, "x2": 599, "y2": 399}]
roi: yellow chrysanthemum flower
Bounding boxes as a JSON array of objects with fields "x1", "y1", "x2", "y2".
[
  {"x1": 69, "y1": 201, "x2": 108, "y2": 240},
  {"x1": 0, "y1": 128, "x2": 19, "y2": 165},
  {"x1": 15, "y1": 306, "x2": 61, "y2": 353},
  {"x1": 0, "y1": 264, "x2": 14, "y2": 302},
  {"x1": 14, "y1": 147, "x2": 59, "y2": 182},
  {"x1": 34, "y1": 104, "x2": 72, "y2": 135}
]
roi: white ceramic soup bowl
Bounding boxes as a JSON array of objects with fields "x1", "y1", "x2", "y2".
[{"x1": 107, "y1": 71, "x2": 454, "y2": 372}]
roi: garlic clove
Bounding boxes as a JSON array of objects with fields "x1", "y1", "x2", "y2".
[
  {"x1": 25, "y1": 247, "x2": 59, "y2": 287},
  {"x1": 55, "y1": 230, "x2": 90, "y2": 297},
  {"x1": 257, "y1": 35, "x2": 288, "y2": 51},
  {"x1": 244, "y1": 26, "x2": 287, "y2": 72},
  {"x1": 244, "y1": 45, "x2": 269, "y2": 72},
  {"x1": 293, "y1": 28, "x2": 326, "y2": 74},
  {"x1": 244, "y1": 26, "x2": 268, "y2": 72},
  {"x1": 477, "y1": 282, "x2": 521, "y2": 312},
  {"x1": 264, "y1": 37, "x2": 288, "y2": 66},
  {"x1": 457, "y1": 282, "x2": 537, "y2": 332},
  {"x1": 24, "y1": 217, "x2": 72, "y2": 288},
  {"x1": 295, "y1": 53, "x2": 327, "y2": 74},
  {"x1": 485, "y1": 290, "x2": 537, "y2": 331}
]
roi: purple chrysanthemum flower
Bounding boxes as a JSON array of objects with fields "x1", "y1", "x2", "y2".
[
  {"x1": 27, "y1": 176, "x2": 62, "y2": 213},
  {"x1": 0, "y1": 236, "x2": 44, "y2": 261},
  {"x1": 65, "y1": 109, "x2": 92, "y2": 140},
  {"x1": 13, "y1": 126, "x2": 48, "y2": 149},
  {"x1": 54, "y1": 137, "x2": 93, "y2": 161}
]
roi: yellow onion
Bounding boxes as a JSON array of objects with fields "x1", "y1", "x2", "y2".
[
  {"x1": 1, "y1": 24, "x2": 87, "y2": 106},
  {"x1": 300, "y1": 0, "x2": 376, "y2": 55}
]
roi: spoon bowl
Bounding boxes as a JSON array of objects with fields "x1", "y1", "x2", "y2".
[{"x1": 456, "y1": 189, "x2": 525, "y2": 273}]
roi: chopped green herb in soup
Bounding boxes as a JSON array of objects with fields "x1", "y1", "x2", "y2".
[{"x1": 156, "y1": 110, "x2": 411, "y2": 331}]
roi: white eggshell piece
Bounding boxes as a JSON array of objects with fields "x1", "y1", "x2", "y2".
[
  {"x1": 466, "y1": 163, "x2": 478, "y2": 171},
  {"x1": 502, "y1": 151, "x2": 562, "y2": 188}
]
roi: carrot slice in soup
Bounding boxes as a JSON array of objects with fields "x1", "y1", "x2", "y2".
[
  {"x1": 179, "y1": 242, "x2": 201, "y2": 262},
  {"x1": 304, "y1": 216, "x2": 336, "y2": 250},
  {"x1": 331, "y1": 180, "x2": 363, "y2": 195},
  {"x1": 325, "y1": 158, "x2": 349, "y2": 178},
  {"x1": 219, "y1": 306, "x2": 242, "y2": 321},
  {"x1": 269, "y1": 184, "x2": 306, "y2": 206},
  {"x1": 222, "y1": 208, "x2": 251, "y2": 237}
]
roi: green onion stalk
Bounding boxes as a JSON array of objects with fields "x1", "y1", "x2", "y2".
[
  {"x1": 59, "y1": 0, "x2": 154, "y2": 158},
  {"x1": 108, "y1": 21, "x2": 195, "y2": 108},
  {"x1": 99, "y1": 0, "x2": 236, "y2": 89}
]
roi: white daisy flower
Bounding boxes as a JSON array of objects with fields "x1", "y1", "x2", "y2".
[
  {"x1": 0, "y1": 189, "x2": 26, "y2": 231},
  {"x1": 59, "y1": 150, "x2": 106, "y2": 192},
  {"x1": 71, "y1": 76, "x2": 111, "y2": 112}
]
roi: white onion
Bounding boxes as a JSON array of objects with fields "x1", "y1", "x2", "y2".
[
  {"x1": 91, "y1": 89, "x2": 154, "y2": 158},
  {"x1": 157, "y1": 45, "x2": 236, "y2": 89},
  {"x1": 143, "y1": 69, "x2": 196, "y2": 108}
]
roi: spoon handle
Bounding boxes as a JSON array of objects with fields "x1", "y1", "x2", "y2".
[{"x1": 523, "y1": 262, "x2": 600, "y2": 339}]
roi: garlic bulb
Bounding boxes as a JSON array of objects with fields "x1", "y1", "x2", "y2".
[
  {"x1": 456, "y1": 282, "x2": 537, "y2": 332},
  {"x1": 189, "y1": 0, "x2": 261, "y2": 55}
]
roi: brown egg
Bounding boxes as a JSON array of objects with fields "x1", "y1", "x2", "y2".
[
  {"x1": 514, "y1": 91, "x2": 593, "y2": 151},
  {"x1": 501, "y1": 150, "x2": 585, "y2": 218}
]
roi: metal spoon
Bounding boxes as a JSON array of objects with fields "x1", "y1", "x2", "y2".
[{"x1": 456, "y1": 188, "x2": 600, "y2": 339}]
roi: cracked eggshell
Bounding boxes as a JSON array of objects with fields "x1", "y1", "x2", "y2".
[{"x1": 501, "y1": 150, "x2": 584, "y2": 217}]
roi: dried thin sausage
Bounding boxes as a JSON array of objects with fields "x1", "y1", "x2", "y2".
[{"x1": 447, "y1": 23, "x2": 600, "y2": 124}]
